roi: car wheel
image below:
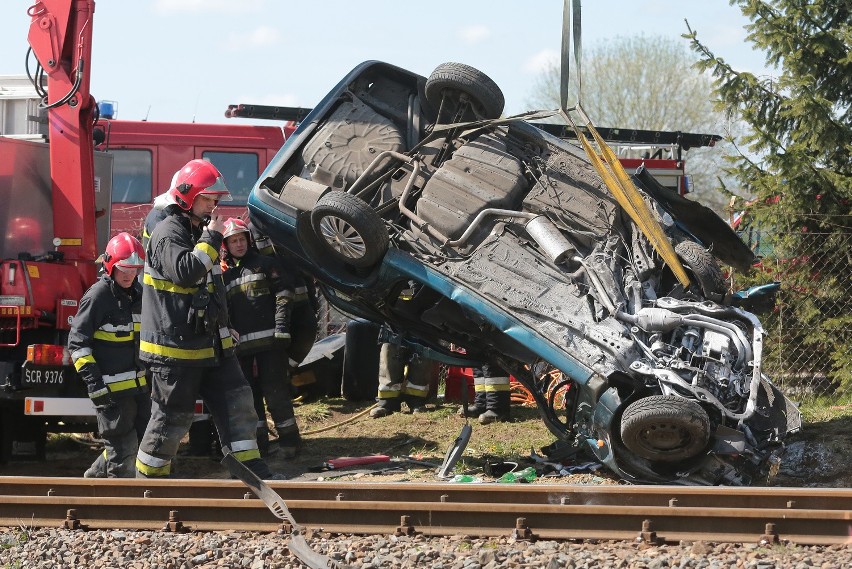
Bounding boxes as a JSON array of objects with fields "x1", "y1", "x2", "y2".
[
  {"x1": 620, "y1": 395, "x2": 710, "y2": 462},
  {"x1": 310, "y1": 191, "x2": 389, "y2": 268},
  {"x1": 425, "y1": 62, "x2": 505, "y2": 120},
  {"x1": 675, "y1": 240, "x2": 726, "y2": 300}
]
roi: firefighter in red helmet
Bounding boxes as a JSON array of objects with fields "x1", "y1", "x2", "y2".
[
  {"x1": 221, "y1": 218, "x2": 301, "y2": 458},
  {"x1": 135, "y1": 159, "x2": 281, "y2": 479},
  {"x1": 68, "y1": 232, "x2": 151, "y2": 477}
]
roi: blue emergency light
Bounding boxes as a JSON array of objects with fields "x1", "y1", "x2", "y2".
[{"x1": 98, "y1": 100, "x2": 117, "y2": 119}]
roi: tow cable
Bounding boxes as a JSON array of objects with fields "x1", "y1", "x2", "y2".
[{"x1": 222, "y1": 453, "x2": 351, "y2": 569}]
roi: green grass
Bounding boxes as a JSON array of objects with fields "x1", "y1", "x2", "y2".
[
  {"x1": 275, "y1": 397, "x2": 559, "y2": 481},
  {"x1": 796, "y1": 396, "x2": 852, "y2": 422},
  {"x1": 294, "y1": 400, "x2": 333, "y2": 424}
]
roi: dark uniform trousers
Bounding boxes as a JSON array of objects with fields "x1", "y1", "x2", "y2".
[
  {"x1": 377, "y1": 342, "x2": 433, "y2": 406},
  {"x1": 87, "y1": 393, "x2": 152, "y2": 478},
  {"x1": 138, "y1": 356, "x2": 259, "y2": 476},
  {"x1": 239, "y1": 350, "x2": 297, "y2": 437}
]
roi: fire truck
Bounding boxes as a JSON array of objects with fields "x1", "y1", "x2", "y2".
[{"x1": 0, "y1": 0, "x2": 294, "y2": 462}]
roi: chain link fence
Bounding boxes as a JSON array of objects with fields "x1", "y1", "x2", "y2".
[
  {"x1": 730, "y1": 226, "x2": 852, "y2": 415},
  {"x1": 315, "y1": 294, "x2": 350, "y2": 340}
]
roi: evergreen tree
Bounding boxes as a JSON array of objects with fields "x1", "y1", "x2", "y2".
[{"x1": 687, "y1": 0, "x2": 851, "y2": 392}]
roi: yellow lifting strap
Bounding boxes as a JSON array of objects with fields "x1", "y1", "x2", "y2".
[{"x1": 576, "y1": 122, "x2": 691, "y2": 287}]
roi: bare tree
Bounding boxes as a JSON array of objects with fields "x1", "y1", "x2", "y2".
[{"x1": 526, "y1": 35, "x2": 746, "y2": 213}]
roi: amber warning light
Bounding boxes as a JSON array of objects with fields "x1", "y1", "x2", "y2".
[{"x1": 26, "y1": 344, "x2": 68, "y2": 366}]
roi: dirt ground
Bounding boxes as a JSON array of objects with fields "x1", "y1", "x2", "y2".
[{"x1": 2, "y1": 397, "x2": 850, "y2": 488}]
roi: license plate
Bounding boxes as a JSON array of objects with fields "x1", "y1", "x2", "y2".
[{"x1": 21, "y1": 363, "x2": 66, "y2": 386}]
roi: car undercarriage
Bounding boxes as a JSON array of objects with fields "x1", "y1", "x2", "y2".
[{"x1": 249, "y1": 60, "x2": 801, "y2": 486}]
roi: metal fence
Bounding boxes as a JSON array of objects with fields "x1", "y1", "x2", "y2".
[
  {"x1": 730, "y1": 228, "x2": 852, "y2": 414},
  {"x1": 315, "y1": 294, "x2": 351, "y2": 339}
]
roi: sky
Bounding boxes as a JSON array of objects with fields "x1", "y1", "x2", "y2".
[{"x1": 0, "y1": 1, "x2": 774, "y2": 127}]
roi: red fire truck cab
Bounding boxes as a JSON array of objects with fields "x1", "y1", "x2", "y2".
[{"x1": 97, "y1": 118, "x2": 293, "y2": 238}]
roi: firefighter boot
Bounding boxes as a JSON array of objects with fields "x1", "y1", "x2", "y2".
[
  {"x1": 479, "y1": 390, "x2": 511, "y2": 425},
  {"x1": 457, "y1": 388, "x2": 487, "y2": 418},
  {"x1": 243, "y1": 457, "x2": 287, "y2": 481},
  {"x1": 277, "y1": 430, "x2": 302, "y2": 459},
  {"x1": 405, "y1": 395, "x2": 428, "y2": 414},
  {"x1": 370, "y1": 397, "x2": 401, "y2": 418}
]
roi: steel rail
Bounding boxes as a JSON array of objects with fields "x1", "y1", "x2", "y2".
[
  {"x1": 2, "y1": 477, "x2": 851, "y2": 511},
  {"x1": 0, "y1": 478, "x2": 849, "y2": 545}
]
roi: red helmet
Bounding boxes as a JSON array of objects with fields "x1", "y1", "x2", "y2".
[
  {"x1": 103, "y1": 232, "x2": 145, "y2": 276},
  {"x1": 166, "y1": 159, "x2": 232, "y2": 210},
  {"x1": 222, "y1": 217, "x2": 251, "y2": 240}
]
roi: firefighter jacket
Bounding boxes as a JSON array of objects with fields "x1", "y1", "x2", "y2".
[
  {"x1": 249, "y1": 223, "x2": 318, "y2": 316},
  {"x1": 141, "y1": 205, "x2": 168, "y2": 250},
  {"x1": 68, "y1": 276, "x2": 146, "y2": 403},
  {"x1": 140, "y1": 214, "x2": 235, "y2": 367},
  {"x1": 223, "y1": 249, "x2": 293, "y2": 356}
]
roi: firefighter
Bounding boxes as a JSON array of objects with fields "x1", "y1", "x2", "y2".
[
  {"x1": 221, "y1": 218, "x2": 301, "y2": 458},
  {"x1": 140, "y1": 169, "x2": 186, "y2": 250},
  {"x1": 248, "y1": 222, "x2": 319, "y2": 380},
  {"x1": 141, "y1": 178, "x2": 219, "y2": 456},
  {"x1": 135, "y1": 159, "x2": 279, "y2": 479},
  {"x1": 369, "y1": 283, "x2": 437, "y2": 418},
  {"x1": 69, "y1": 232, "x2": 151, "y2": 478},
  {"x1": 458, "y1": 363, "x2": 511, "y2": 424},
  {"x1": 141, "y1": 191, "x2": 175, "y2": 250},
  {"x1": 369, "y1": 340, "x2": 435, "y2": 418}
]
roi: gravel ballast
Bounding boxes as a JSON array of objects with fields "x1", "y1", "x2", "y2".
[{"x1": 1, "y1": 527, "x2": 850, "y2": 568}]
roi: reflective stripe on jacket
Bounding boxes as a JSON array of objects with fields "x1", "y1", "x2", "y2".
[
  {"x1": 140, "y1": 214, "x2": 234, "y2": 367},
  {"x1": 223, "y1": 249, "x2": 293, "y2": 356},
  {"x1": 68, "y1": 276, "x2": 147, "y2": 399}
]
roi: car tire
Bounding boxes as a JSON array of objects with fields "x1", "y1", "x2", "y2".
[
  {"x1": 425, "y1": 62, "x2": 505, "y2": 120},
  {"x1": 310, "y1": 191, "x2": 389, "y2": 268},
  {"x1": 620, "y1": 395, "x2": 710, "y2": 462},
  {"x1": 675, "y1": 240, "x2": 726, "y2": 301}
]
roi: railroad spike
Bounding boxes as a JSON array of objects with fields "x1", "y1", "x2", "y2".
[
  {"x1": 636, "y1": 519, "x2": 663, "y2": 547},
  {"x1": 511, "y1": 517, "x2": 538, "y2": 542},
  {"x1": 163, "y1": 509, "x2": 190, "y2": 533},
  {"x1": 278, "y1": 522, "x2": 294, "y2": 534},
  {"x1": 63, "y1": 508, "x2": 86, "y2": 530},
  {"x1": 759, "y1": 522, "x2": 780, "y2": 545},
  {"x1": 395, "y1": 515, "x2": 416, "y2": 537}
]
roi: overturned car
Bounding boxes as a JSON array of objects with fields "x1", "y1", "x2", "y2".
[{"x1": 248, "y1": 61, "x2": 801, "y2": 485}]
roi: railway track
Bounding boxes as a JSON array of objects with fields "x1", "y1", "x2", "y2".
[{"x1": 1, "y1": 477, "x2": 849, "y2": 545}]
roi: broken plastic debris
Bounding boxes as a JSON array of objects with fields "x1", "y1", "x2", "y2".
[
  {"x1": 497, "y1": 467, "x2": 537, "y2": 483},
  {"x1": 448, "y1": 474, "x2": 482, "y2": 483}
]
